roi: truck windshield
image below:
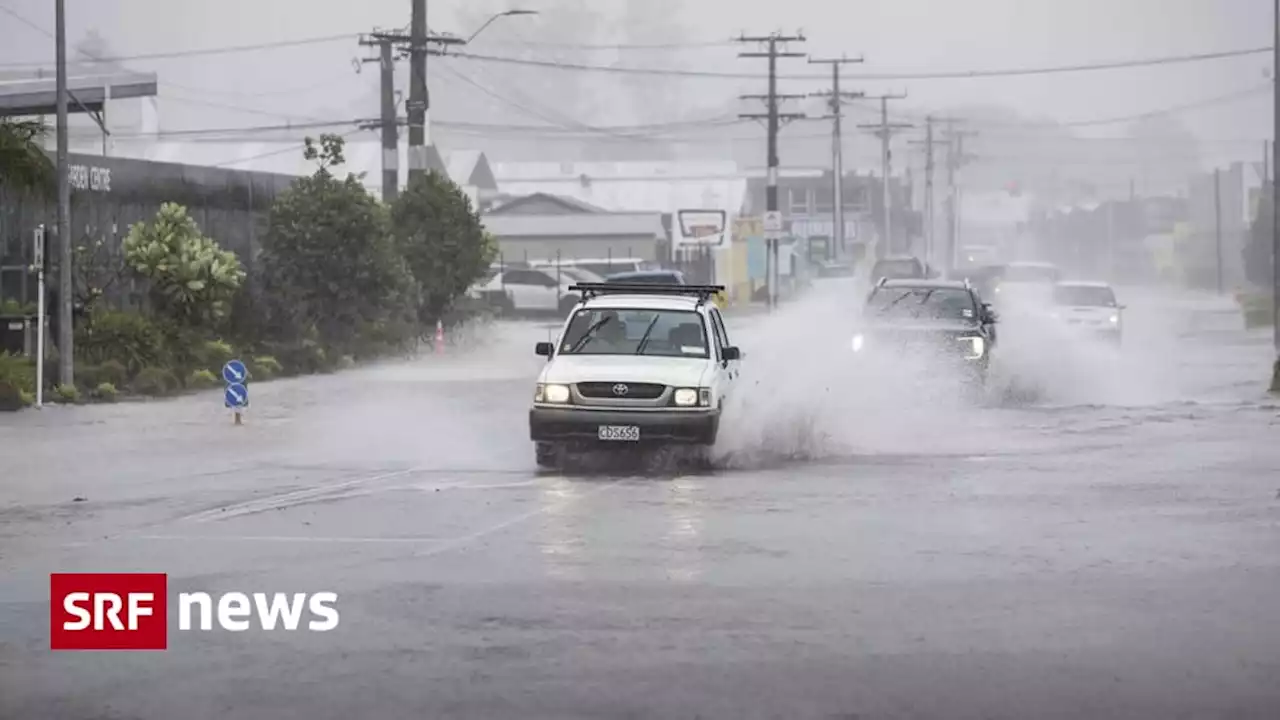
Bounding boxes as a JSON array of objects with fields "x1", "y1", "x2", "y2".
[
  {"x1": 559, "y1": 308, "x2": 709, "y2": 358},
  {"x1": 866, "y1": 287, "x2": 978, "y2": 322}
]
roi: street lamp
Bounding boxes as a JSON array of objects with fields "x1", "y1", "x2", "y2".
[{"x1": 467, "y1": 9, "x2": 538, "y2": 45}]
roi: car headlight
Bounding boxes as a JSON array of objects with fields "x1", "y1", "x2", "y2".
[
  {"x1": 851, "y1": 334, "x2": 865, "y2": 352},
  {"x1": 673, "y1": 388, "x2": 699, "y2": 406},
  {"x1": 535, "y1": 383, "x2": 570, "y2": 403},
  {"x1": 960, "y1": 335, "x2": 985, "y2": 359},
  {"x1": 1109, "y1": 314, "x2": 1119, "y2": 324}
]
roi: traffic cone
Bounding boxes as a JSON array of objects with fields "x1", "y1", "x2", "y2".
[{"x1": 435, "y1": 319, "x2": 445, "y2": 355}]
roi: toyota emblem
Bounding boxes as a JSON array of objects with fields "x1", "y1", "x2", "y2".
[{"x1": 612, "y1": 383, "x2": 629, "y2": 396}]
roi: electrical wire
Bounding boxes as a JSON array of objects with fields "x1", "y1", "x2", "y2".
[
  {"x1": 0, "y1": 32, "x2": 358, "y2": 69},
  {"x1": 208, "y1": 126, "x2": 369, "y2": 169},
  {"x1": 442, "y1": 46, "x2": 1271, "y2": 81}
]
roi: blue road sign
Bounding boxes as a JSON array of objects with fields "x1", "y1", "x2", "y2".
[
  {"x1": 222, "y1": 359, "x2": 247, "y2": 385},
  {"x1": 224, "y1": 382, "x2": 248, "y2": 409}
]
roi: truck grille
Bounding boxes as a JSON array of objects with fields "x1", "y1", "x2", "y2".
[{"x1": 575, "y1": 382, "x2": 666, "y2": 400}]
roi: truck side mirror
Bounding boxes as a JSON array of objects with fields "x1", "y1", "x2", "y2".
[
  {"x1": 721, "y1": 346, "x2": 741, "y2": 361},
  {"x1": 535, "y1": 342, "x2": 553, "y2": 357}
]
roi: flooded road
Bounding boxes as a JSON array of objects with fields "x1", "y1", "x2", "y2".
[{"x1": 2, "y1": 285, "x2": 1278, "y2": 719}]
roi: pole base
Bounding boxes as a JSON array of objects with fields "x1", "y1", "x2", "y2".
[{"x1": 1270, "y1": 358, "x2": 1280, "y2": 395}]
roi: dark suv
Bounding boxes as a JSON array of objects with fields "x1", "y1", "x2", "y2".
[{"x1": 852, "y1": 279, "x2": 999, "y2": 384}]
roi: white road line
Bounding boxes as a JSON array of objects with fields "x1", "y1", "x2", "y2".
[
  {"x1": 178, "y1": 466, "x2": 430, "y2": 523},
  {"x1": 134, "y1": 534, "x2": 448, "y2": 544},
  {"x1": 408, "y1": 478, "x2": 619, "y2": 560},
  {"x1": 121, "y1": 477, "x2": 619, "y2": 557}
]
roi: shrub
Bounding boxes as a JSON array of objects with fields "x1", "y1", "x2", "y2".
[
  {"x1": 122, "y1": 202, "x2": 245, "y2": 330},
  {"x1": 18, "y1": 389, "x2": 34, "y2": 407},
  {"x1": 199, "y1": 339, "x2": 236, "y2": 374},
  {"x1": 0, "y1": 298, "x2": 24, "y2": 316},
  {"x1": 249, "y1": 355, "x2": 283, "y2": 380},
  {"x1": 77, "y1": 359, "x2": 129, "y2": 391},
  {"x1": 92, "y1": 382, "x2": 118, "y2": 402},
  {"x1": 188, "y1": 368, "x2": 219, "y2": 388},
  {"x1": 338, "y1": 355, "x2": 356, "y2": 370},
  {"x1": 131, "y1": 367, "x2": 179, "y2": 397},
  {"x1": 391, "y1": 171, "x2": 495, "y2": 328},
  {"x1": 75, "y1": 311, "x2": 168, "y2": 375},
  {"x1": 263, "y1": 339, "x2": 329, "y2": 376},
  {"x1": 258, "y1": 134, "x2": 415, "y2": 356},
  {"x1": 54, "y1": 383, "x2": 80, "y2": 403},
  {"x1": 0, "y1": 352, "x2": 35, "y2": 411}
]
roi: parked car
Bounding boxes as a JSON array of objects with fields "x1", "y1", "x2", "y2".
[{"x1": 470, "y1": 267, "x2": 580, "y2": 315}]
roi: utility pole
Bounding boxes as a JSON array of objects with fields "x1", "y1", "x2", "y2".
[
  {"x1": 406, "y1": 0, "x2": 429, "y2": 185},
  {"x1": 940, "y1": 121, "x2": 978, "y2": 275},
  {"x1": 1213, "y1": 167, "x2": 1225, "y2": 295},
  {"x1": 55, "y1": 0, "x2": 72, "y2": 387},
  {"x1": 809, "y1": 55, "x2": 864, "y2": 261},
  {"x1": 859, "y1": 93, "x2": 910, "y2": 258},
  {"x1": 360, "y1": 34, "x2": 400, "y2": 203},
  {"x1": 738, "y1": 31, "x2": 807, "y2": 309},
  {"x1": 1273, "y1": 0, "x2": 1280, "y2": 391},
  {"x1": 908, "y1": 116, "x2": 940, "y2": 267}
]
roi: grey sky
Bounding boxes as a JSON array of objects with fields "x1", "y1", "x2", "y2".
[{"x1": 1, "y1": 0, "x2": 1273, "y2": 177}]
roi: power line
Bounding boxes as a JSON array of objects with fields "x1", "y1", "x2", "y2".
[
  {"x1": 483, "y1": 38, "x2": 737, "y2": 51},
  {"x1": 208, "y1": 126, "x2": 369, "y2": 169},
  {"x1": 440, "y1": 46, "x2": 1271, "y2": 81},
  {"x1": 0, "y1": 32, "x2": 358, "y2": 68}
]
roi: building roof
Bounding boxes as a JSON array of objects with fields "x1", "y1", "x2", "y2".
[
  {"x1": 482, "y1": 212, "x2": 666, "y2": 239},
  {"x1": 446, "y1": 150, "x2": 497, "y2": 190},
  {"x1": 491, "y1": 161, "x2": 749, "y2": 215},
  {"x1": 488, "y1": 192, "x2": 609, "y2": 214},
  {"x1": 0, "y1": 72, "x2": 158, "y2": 116}
]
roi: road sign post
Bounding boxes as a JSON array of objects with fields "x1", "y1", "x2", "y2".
[{"x1": 222, "y1": 360, "x2": 249, "y2": 424}]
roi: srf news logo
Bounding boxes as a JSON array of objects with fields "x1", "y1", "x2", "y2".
[{"x1": 50, "y1": 573, "x2": 339, "y2": 650}]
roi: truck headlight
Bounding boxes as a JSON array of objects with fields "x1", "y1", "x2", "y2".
[
  {"x1": 960, "y1": 335, "x2": 985, "y2": 359},
  {"x1": 1109, "y1": 314, "x2": 1119, "y2": 324},
  {"x1": 673, "y1": 388, "x2": 699, "y2": 406},
  {"x1": 851, "y1": 334, "x2": 865, "y2": 352},
  {"x1": 536, "y1": 383, "x2": 570, "y2": 403}
]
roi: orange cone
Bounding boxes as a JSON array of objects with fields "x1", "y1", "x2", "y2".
[{"x1": 435, "y1": 319, "x2": 445, "y2": 355}]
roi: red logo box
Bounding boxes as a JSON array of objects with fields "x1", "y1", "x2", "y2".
[{"x1": 50, "y1": 573, "x2": 168, "y2": 650}]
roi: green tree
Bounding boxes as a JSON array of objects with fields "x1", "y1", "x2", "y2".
[
  {"x1": 259, "y1": 134, "x2": 414, "y2": 354},
  {"x1": 0, "y1": 119, "x2": 54, "y2": 196},
  {"x1": 391, "y1": 171, "x2": 495, "y2": 326},
  {"x1": 122, "y1": 203, "x2": 245, "y2": 329}
]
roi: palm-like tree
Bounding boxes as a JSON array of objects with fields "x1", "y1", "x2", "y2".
[{"x1": 0, "y1": 118, "x2": 54, "y2": 196}]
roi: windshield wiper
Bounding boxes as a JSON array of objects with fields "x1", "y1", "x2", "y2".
[
  {"x1": 567, "y1": 316, "x2": 612, "y2": 353},
  {"x1": 634, "y1": 315, "x2": 662, "y2": 355},
  {"x1": 908, "y1": 289, "x2": 937, "y2": 318},
  {"x1": 876, "y1": 291, "x2": 916, "y2": 314}
]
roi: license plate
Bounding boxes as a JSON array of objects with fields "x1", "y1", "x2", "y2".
[{"x1": 598, "y1": 425, "x2": 640, "y2": 441}]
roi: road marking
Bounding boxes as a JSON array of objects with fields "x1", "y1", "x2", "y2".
[
  {"x1": 134, "y1": 534, "x2": 452, "y2": 544},
  {"x1": 407, "y1": 478, "x2": 619, "y2": 560},
  {"x1": 178, "y1": 466, "x2": 430, "y2": 523}
]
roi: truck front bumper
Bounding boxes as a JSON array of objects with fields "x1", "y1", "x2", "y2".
[{"x1": 529, "y1": 407, "x2": 720, "y2": 446}]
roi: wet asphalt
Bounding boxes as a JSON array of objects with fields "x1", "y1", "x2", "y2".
[{"x1": 2, "y1": 283, "x2": 1279, "y2": 720}]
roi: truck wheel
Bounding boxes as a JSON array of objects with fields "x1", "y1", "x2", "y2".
[{"x1": 535, "y1": 442, "x2": 562, "y2": 469}]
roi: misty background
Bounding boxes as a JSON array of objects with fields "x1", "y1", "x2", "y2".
[{"x1": 1, "y1": 0, "x2": 1273, "y2": 205}]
